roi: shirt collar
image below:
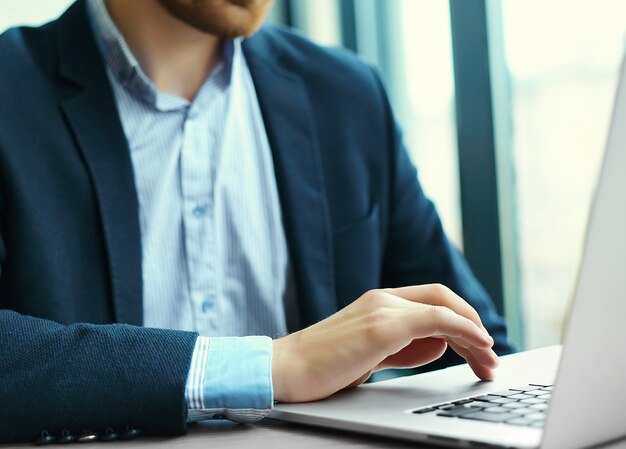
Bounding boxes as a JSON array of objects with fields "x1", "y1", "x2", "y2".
[{"x1": 86, "y1": 0, "x2": 239, "y2": 111}]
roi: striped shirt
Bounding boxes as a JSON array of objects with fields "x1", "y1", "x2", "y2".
[{"x1": 87, "y1": 0, "x2": 293, "y2": 421}]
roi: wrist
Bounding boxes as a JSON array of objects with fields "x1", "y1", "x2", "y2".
[{"x1": 272, "y1": 338, "x2": 287, "y2": 402}]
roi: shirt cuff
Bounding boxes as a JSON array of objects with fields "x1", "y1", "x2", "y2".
[{"x1": 185, "y1": 336, "x2": 273, "y2": 423}]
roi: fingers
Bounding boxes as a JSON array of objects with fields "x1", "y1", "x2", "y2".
[
  {"x1": 402, "y1": 304, "x2": 493, "y2": 348},
  {"x1": 377, "y1": 338, "x2": 448, "y2": 370},
  {"x1": 385, "y1": 284, "x2": 487, "y2": 332},
  {"x1": 371, "y1": 292, "x2": 496, "y2": 377},
  {"x1": 272, "y1": 284, "x2": 500, "y2": 404},
  {"x1": 451, "y1": 341, "x2": 498, "y2": 370},
  {"x1": 447, "y1": 340, "x2": 497, "y2": 381},
  {"x1": 375, "y1": 336, "x2": 497, "y2": 381}
]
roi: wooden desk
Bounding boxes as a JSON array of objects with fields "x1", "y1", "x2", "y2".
[{"x1": 5, "y1": 419, "x2": 626, "y2": 448}]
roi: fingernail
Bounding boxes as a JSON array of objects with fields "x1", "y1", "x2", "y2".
[{"x1": 490, "y1": 349, "x2": 499, "y2": 367}]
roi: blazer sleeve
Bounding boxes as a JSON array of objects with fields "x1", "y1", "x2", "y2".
[
  {"x1": 370, "y1": 67, "x2": 515, "y2": 366},
  {"x1": 0, "y1": 305, "x2": 197, "y2": 443}
]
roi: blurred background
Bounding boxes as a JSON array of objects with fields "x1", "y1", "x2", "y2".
[{"x1": 2, "y1": 0, "x2": 625, "y2": 351}]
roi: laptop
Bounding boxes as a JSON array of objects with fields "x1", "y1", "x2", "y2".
[{"x1": 268, "y1": 55, "x2": 626, "y2": 449}]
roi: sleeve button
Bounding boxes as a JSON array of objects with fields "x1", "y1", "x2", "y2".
[
  {"x1": 98, "y1": 426, "x2": 120, "y2": 442},
  {"x1": 34, "y1": 430, "x2": 55, "y2": 445},
  {"x1": 120, "y1": 426, "x2": 142, "y2": 440},
  {"x1": 55, "y1": 429, "x2": 76, "y2": 444}
]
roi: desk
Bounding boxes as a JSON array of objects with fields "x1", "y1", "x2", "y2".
[{"x1": 4, "y1": 420, "x2": 626, "y2": 448}]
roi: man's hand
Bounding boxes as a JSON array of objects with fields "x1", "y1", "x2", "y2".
[{"x1": 272, "y1": 284, "x2": 498, "y2": 403}]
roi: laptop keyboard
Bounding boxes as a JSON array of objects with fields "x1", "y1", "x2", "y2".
[{"x1": 412, "y1": 384, "x2": 553, "y2": 428}]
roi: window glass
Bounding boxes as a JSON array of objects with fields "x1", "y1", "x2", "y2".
[
  {"x1": 391, "y1": 0, "x2": 462, "y2": 247},
  {"x1": 499, "y1": 0, "x2": 626, "y2": 348},
  {"x1": 0, "y1": 0, "x2": 73, "y2": 32},
  {"x1": 288, "y1": 0, "x2": 342, "y2": 47}
]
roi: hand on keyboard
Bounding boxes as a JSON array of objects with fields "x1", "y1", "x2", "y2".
[{"x1": 272, "y1": 284, "x2": 499, "y2": 403}]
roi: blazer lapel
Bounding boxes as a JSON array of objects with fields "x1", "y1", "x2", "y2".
[
  {"x1": 56, "y1": 1, "x2": 143, "y2": 325},
  {"x1": 243, "y1": 34, "x2": 337, "y2": 328}
]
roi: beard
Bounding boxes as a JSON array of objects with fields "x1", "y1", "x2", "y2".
[{"x1": 157, "y1": 0, "x2": 273, "y2": 37}]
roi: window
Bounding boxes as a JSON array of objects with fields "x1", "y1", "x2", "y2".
[
  {"x1": 496, "y1": 0, "x2": 626, "y2": 348},
  {"x1": 394, "y1": 0, "x2": 462, "y2": 247},
  {"x1": 0, "y1": 0, "x2": 72, "y2": 32},
  {"x1": 289, "y1": 0, "x2": 626, "y2": 350}
]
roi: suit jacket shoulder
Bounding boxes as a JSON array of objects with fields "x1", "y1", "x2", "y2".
[{"x1": 246, "y1": 25, "x2": 387, "y2": 119}]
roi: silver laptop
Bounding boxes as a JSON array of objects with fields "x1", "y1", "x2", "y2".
[{"x1": 268, "y1": 55, "x2": 626, "y2": 449}]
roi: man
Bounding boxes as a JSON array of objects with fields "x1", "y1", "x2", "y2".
[{"x1": 0, "y1": 0, "x2": 512, "y2": 444}]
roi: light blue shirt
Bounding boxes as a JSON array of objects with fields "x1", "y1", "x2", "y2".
[{"x1": 87, "y1": 0, "x2": 295, "y2": 421}]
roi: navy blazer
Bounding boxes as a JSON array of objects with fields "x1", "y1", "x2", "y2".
[{"x1": 0, "y1": 0, "x2": 512, "y2": 443}]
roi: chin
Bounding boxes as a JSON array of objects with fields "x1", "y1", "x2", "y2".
[{"x1": 159, "y1": 0, "x2": 273, "y2": 37}]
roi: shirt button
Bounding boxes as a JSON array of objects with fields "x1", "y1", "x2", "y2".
[
  {"x1": 192, "y1": 205, "x2": 206, "y2": 217},
  {"x1": 201, "y1": 301, "x2": 213, "y2": 313},
  {"x1": 188, "y1": 108, "x2": 196, "y2": 118}
]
